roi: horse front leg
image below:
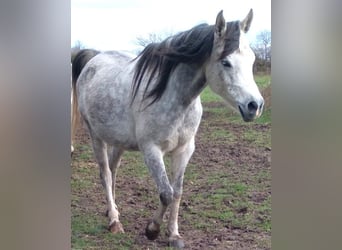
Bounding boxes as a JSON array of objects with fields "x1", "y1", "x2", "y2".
[
  {"x1": 142, "y1": 145, "x2": 174, "y2": 241},
  {"x1": 167, "y1": 138, "x2": 195, "y2": 248}
]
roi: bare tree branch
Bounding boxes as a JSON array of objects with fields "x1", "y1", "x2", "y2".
[
  {"x1": 135, "y1": 31, "x2": 173, "y2": 52},
  {"x1": 253, "y1": 30, "x2": 271, "y2": 74},
  {"x1": 256, "y1": 30, "x2": 271, "y2": 61}
]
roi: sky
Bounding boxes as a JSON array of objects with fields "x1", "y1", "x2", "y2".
[{"x1": 71, "y1": 0, "x2": 271, "y2": 53}]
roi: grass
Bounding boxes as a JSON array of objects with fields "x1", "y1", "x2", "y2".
[
  {"x1": 201, "y1": 87, "x2": 222, "y2": 103},
  {"x1": 71, "y1": 74, "x2": 271, "y2": 249},
  {"x1": 77, "y1": 145, "x2": 93, "y2": 161},
  {"x1": 188, "y1": 170, "x2": 269, "y2": 233},
  {"x1": 256, "y1": 197, "x2": 272, "y2": 232},
  {"x1": 243, "y1": 129, "x2": 271, "y2": 148},
  {"x1": 71, "y1": 214, "x2": 105, "y2": 248},
  {"x1": 72, "y1": 213, "x2": 135, "y2": 249},
  {"x1": 203, "y1": 127, "x2": 237, "y2": 143},
  {"x1": 254, "y1": 74, "x2": 271, "y2": 89},
  {"x1": 256, "y1": 108, "x2": 271, "y2": 125}
]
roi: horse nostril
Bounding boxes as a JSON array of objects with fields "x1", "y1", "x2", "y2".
[{"x1": 247, "y1": 101, "x2": 258, "y2": 113}]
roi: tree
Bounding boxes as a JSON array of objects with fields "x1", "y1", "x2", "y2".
[
  {"x1": 135, "y1": 31, "x2": 173, "y2": 53},
  {"x1": 252, "y1": 30, "x2": 271, "y2": 74},
  {"x1": 257, "y1": 30, "x2": 271, "y2": 61},
  {"x1": 136, "y1": 33, "x2": 164, "y2": 47}
]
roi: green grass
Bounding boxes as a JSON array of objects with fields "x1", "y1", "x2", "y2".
[
  {"x1": 185, "y1": 166, "x2": 269, "y2": 232},
  {"x1": 257, "y1": 200, "x2": 271, "y2": 231},
  {"x1": 72, "y1": 214, "x2": 106, "y2": 248},
  {"x1": 200, "y1": 87, "x2": 222, "y2": 103},
  {"x1": 242, "y1": 129, "x2": 271, "y2": 148},
  {"x1": 72, "y1": 213, "x2": 135, "y2": 249},
  {"x1": 188, "y1": 180, "x2": 266, "y2": 232},
  {"x1": 256, "y1": 109, "x2": 271, "y2": 124},
  {"x1": 204, "y1": 128, "x2": 237, "y2": 142},
  {"x1": 254, "y1": 74, "x2": 271, "y2": 89},
  {"x1": 231, "y1": 183, "x2": 248, "y2": 195},
  {"x1": 121, "y1": 151, "x2": 148, "y2": 177}
]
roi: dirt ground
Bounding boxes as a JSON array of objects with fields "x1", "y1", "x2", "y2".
[{"x1": 71, "y1": 104, "x2": 271, "y2": 249}]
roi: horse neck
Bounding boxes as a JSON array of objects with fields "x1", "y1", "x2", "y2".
[{"x1": 169, "y1": 63, "x2": 207, "y2": 107}]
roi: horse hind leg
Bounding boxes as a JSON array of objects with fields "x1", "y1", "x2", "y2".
[
  {"x1": 106, "y1": 145, "x2": 124, "y2": 233},
  {"x1": 91, "y1": 138, "x2": 124, "y2": 234},
  {"x1": 107, "y1": 145, "x2": 124, "y2": 202}
]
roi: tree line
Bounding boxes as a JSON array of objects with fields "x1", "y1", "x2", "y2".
[{"x1": 251, "y1": 30, "x2": 271, "y2": 74}]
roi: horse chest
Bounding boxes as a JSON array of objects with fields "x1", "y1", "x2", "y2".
[
  {"x1": 158, "y1": 124, "x2": 195, "y2": 153},
  {"x1": 155, "y1": 107, "x2": 202, "y2": 153}
]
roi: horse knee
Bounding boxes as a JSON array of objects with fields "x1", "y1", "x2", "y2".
[
  {"x1": 160, "y1": 188, "x2": 174, "y2": 206},
  {"x1": 173, "y1": 190, "x2": 182, "y2": 200}
]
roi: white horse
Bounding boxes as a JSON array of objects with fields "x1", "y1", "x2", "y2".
[{"x1": 72, "y1": 9, "x2": 263, "y2": 248}]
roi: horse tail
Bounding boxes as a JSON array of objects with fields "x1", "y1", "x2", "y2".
[{"x1": 71, "y1": 49, "x2": 100, "y2": 149}]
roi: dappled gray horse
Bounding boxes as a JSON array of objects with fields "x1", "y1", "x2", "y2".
[{"x1": 72, "y1": 9, "x2": 264, "y2": 248}]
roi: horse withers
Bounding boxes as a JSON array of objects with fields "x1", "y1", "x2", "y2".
[{"x1": 72, "y1": 9, "x2": 263, "y2": 248}]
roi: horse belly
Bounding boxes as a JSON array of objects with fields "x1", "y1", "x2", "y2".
[
  {"x1": 80, "y1": 84, "x2": 138, "y2": 149},
  {"x1": 84, "y1": 96, "x2": 138, "y2": 150}
]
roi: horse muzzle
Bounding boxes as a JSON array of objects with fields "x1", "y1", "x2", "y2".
[{"x1": 238, "y1": 99, "x2": 264, "y2": 122}]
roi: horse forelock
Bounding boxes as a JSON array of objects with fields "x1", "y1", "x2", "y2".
[
  {"x1": 131, "y1": 21, "x2": 241, "y2": 106},
  {"x1": 220, "y1": 21, "x2": 241, "y2": 59}
]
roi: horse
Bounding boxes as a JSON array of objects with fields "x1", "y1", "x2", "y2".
[{"x1": 71, "y1": 9, "x2": 264, "y2": 248}]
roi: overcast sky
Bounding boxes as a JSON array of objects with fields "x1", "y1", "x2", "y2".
[{"x1": 71, "y1": 0, "x2": 271, "y2": 53}]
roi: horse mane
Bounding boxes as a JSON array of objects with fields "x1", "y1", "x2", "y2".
[{"x1": 131, "y1": 21, "x2": 241, "y2": 106}]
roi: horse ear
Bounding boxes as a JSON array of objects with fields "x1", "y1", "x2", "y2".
[
  {"x1": 215, "y1": 10, "x2": 226, "y2": 38},
  {"x1": 240, "y1": 9, "x2": 253, "y2": 33}
]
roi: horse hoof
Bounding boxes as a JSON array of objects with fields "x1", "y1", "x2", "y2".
[
  {"x1": 145, "y1": 220, "x2": 160, "y2": 240},
  {"x1": 109, "y1": 221, "x2": 124, "y2": 234},
  {"x1": 168, "y1": 239, "x2": 185, "y2": 249}
]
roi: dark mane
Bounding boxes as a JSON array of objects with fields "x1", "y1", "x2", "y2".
[{"x1": 131, "y1": 21, "x2": 240, "y2": 106}]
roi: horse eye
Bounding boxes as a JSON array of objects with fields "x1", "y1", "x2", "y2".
[{"x1": 221, "y1": 59, "x2": 232, "y2": 68}]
